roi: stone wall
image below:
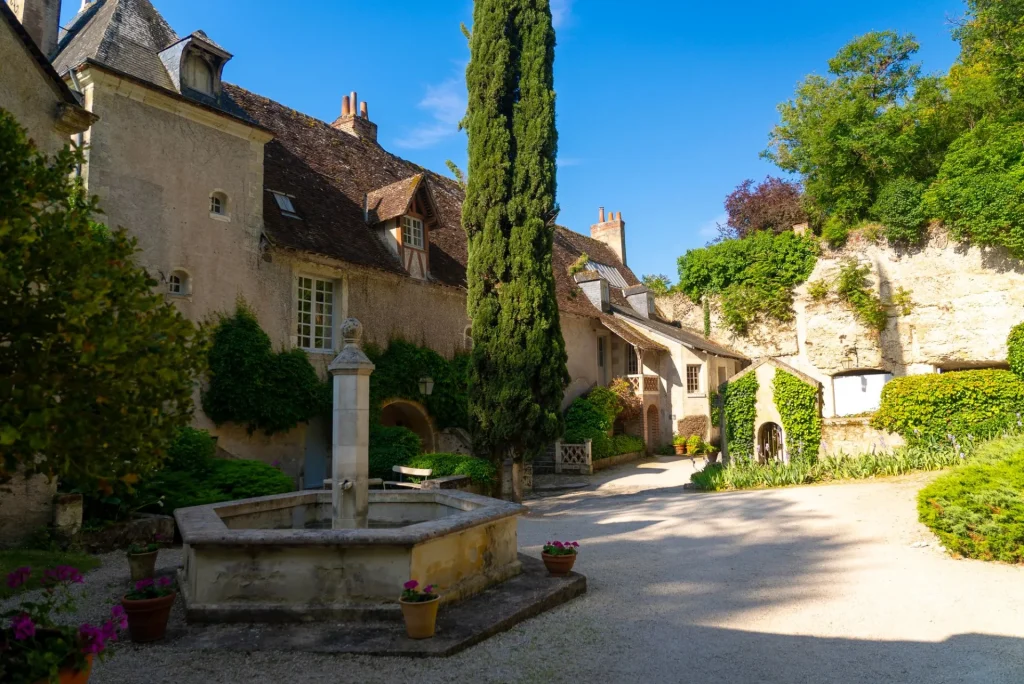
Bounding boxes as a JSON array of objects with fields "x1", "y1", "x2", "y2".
[
  {"x1": 659, "y1": 230, "x2": 1024, "y2": 417},
  {"x1": 0, "y1": 472, "x2": 56, "y2": 547},
  {"x1": 820, "y1": 417, "x2": 905, "y2": 457}
]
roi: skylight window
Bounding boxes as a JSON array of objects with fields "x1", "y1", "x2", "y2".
[
  {"x1": 587, "y1": 260, "x2": 628, "y2": 289},
  {"x1": 271, "y1": 191, "x2": 299, "y2": 218}
]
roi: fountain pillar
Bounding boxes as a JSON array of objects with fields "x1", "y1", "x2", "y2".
[{"x1": 328, "y1": 318, "x2": 375, "y2": 529}]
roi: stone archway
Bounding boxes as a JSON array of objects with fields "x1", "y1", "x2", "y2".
[
  {"x1": 380, "y1": 399, "x2": 436, "y2": 453},
  {"x1": 646, "y1": 404, "x2": 660, "y2": 451},
  {"x1": 758, "y1": 422, "x2": 785, "y2": 463}
]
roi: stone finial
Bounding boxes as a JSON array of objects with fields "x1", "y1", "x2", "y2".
[
  {"x1": 329, "y1": 318, "x2": 374, "y2": 375},
  {"x1": 341, "y1": 317, "x2": 363, "y2": 347}
]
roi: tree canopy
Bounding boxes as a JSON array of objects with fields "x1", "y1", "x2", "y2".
[
  {"x1": 722, "y1": 176, "x2": 806, "y2": 239},
  {"x1": 0, "y1": 109, "x2": 206, "y2": 484}
]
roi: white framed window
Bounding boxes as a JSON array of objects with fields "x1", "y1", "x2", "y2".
[
  {"x1": 598, "y1": 337, "x2": 606, "y2": 368},
  {"x1": 297, "y1": 276, "x2": 335, "y2": 351},
  {"x1": 168, "y1": 270, "x2": 190, "y2": 296},
  {"x1": 686, "y1": 364, "x2": 702, "y2": 395},
  {"x1": 272, "y1": 191, "x2": 299, "y2": 218},
  {"x1": 209, "y1": 191, "x2": 229, "y2": 220},
  {"x1": 183, "y1": 53, "x2": 214, "y2": 94},
  {"x1": 402, "y1": 215, "x2": 424, "y2": 249},
  {"x1": 626, "y1": 343, "x2": 639, "y2": 375}
]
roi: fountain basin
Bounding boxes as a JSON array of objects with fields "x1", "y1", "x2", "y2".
[{"x1": 174, "y1": 490, "x2": 525, "y2": 623}]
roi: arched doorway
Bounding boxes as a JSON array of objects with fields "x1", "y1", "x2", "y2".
[
  {"x1": 757, "y1": 422, "x2": 785, "y2": 463},
  {"x1": 646, "y1": 405, "x2": 660, "y2": 451},
  {"x1": 380, "y1": 400, "x2": 436, "y2": 453}
]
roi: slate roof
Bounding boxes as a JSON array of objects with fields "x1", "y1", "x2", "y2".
[
  {"x1": 612, "y1": 305, "x2": 749, "y2": 361},
  {"x1": 366, "y1": 175, "x2": 424, "y2": 225},
  {"x1": 730, "y1": 357, "x2": 819, "y2": 387},
  {"x1": 52, "y1": 0, "x2": 253, "y2": 124},
  {"x1": 601, "y1": 316, "x2": 668, "y2": 352}
]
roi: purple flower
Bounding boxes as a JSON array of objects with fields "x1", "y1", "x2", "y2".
[
  {"x1": 12, "y1": 613, "x2": 35, "y2": 641},
  {"x1": 6, "y1": 566, "x2": 31, "y2": 589},
  {"x1": 79, "y1": 624, "x2": 105, "y2": 655},
  {"x1": 44, "y1": 565, "x2": 83, "y2": 585},
  {"x1": 403, "y1": 580, "x2": 419, "y2": 591},
  {"x1": 571, "y1": 542, "x2": 580, "y2": 548},
  {"x1": 157, "y1": 576, "x2": 173, "y2": 588},
  {"x1": 111, "y1": 605, "x2": 128, "y2": 630},
  {"x1": 100, "y1": 620, "x2": 119, "y2": 644},
  {"x1": 424, "y1": 585, "x2": 435, "y2": 595},
  {"x1": 553, "y1": 541, "x2": 564, "y2": 548},
  {"x1": 135, "y1": 578, "x2": 155, "y2": 591}
]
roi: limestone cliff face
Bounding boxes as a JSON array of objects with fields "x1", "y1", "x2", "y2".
[{"x1": 658, "y1": 230, "x2": 1024, "y2": 378}]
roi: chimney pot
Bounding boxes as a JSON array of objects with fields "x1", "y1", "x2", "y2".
[
  {"x1": 616, "y1": 212, "x2": 622, "y2": 221},
  {"x1": 350, "y1": 91, "x2": 358, "y2": 113},
  {"x1": 599, "y1": 207, "x2": 605, "y2": 222},
  {"x1": 342, "y1": 95, "x2": 351, "y2": 117},
  {"x1": 360, "y1": 101, "x2": 368, "y2": 119}
]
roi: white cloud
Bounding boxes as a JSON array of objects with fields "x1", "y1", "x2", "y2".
[
  {"x1": 551, "y1": 0, "x2": 573, "y2": 29},
  {"x1": 395, "y1": 78, "x2": 467, "y2": 149},
  {"x1": 698, "y1": 213, "x2": 728, "y2": 239}
]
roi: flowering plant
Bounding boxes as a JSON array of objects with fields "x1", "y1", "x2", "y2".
[
  {"x1": 1, "y1": 566, "x2": 123, "y2": 684},
  {"x1": 127, "y1": 533, "x2": 169, "y2": 556},
  {"x1": 542, "y1": 541, "x2": 579, "y2": 556},
  {"x1": 124, "y1": 576, "x2": 175, "y2": 601},
  {"x1": 400, "y1": 580, "x2": 438, "y2": 603}
]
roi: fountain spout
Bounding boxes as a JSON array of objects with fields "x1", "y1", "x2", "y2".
[{"x1": 328, "y1": 319, "x2": 375, "y2": 530}]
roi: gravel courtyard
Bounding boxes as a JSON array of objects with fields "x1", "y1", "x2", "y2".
[{"x1": 57, "y1": 458, "x2": 1024, "y2": 682}]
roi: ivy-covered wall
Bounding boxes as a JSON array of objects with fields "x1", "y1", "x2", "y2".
[
  {"x1": 772, "y1": 370, "x2": 822, "y2": 463},
  {"x1": 365, "y1": 339, "x2": 470, "y2": 431},
  {"x1": 722, "y1": 373, "x2": 758, "y2": 457}
]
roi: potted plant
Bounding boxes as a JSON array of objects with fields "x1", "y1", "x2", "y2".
[
  {"x1": 2, "y1": 565, "x2": 123, "y2": 684},
  {"x1": 702, "y1": 440, "x2": 721, "y2": 464},
  {"x1": 686, "y1": 434, "x2": 702, "y2": 455},
  {"x1": 672, "y1": 434, "x2": 687, "y2": 455},
  {"x1": 399, "y1": 580, "x2": 440, "y2": 640},
  {"x1": 126, "y1": 535, "x2": 165, "y2": 582},
  {"x1": 121, "y1": 577, "x2": 176, "y2": 644},
  {"x1": 541, "y1": 540, "x2": 579, "y2": 576}
]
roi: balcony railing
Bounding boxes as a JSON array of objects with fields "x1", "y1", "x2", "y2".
[{"x1": 627, "y1": 374, "x2": 659, "y2": 396}]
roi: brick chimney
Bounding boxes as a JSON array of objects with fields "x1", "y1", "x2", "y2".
[
  {"x1": 8, "y1": 0, "x2": 62, "y2": 57},
  {"x1": 590, "y1": 207, "x2": 626, "y2": 266},
  {"x1": 331, "y1": 91, "x2": 378, "y2": 142}
]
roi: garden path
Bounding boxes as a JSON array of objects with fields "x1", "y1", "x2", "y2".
[{"x1": 87, "y1": 457, "x2": 1024, "y2": 683}]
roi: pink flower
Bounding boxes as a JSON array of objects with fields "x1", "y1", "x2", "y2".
[
  {"x1": 100, "y1": 620, "x2": 119, "y2": 644},
  {"x1": 135, "y1": 578, "x2": 154, "y2": 591},
  {"x1": 6, "y1": 566, "x2": 31, "y2": 589},
  {"x1": 157, "y1": 576, "x2": 173, "y2": 588},
  {"x1": 553, "y1": 541, "x2": 564, "y2": 548},
  {"x1": 111, "y1": 605, "x2": 128, "y2": 630},
  {"x1": 12, "y1": 613, "x2": 35, "y2": 641},
  {"x1": 403, "y1": 580, "x2": 419, "y2": 591},
  {"x1": 572, "y1": 542, "x2": 580, "y2": 548},
  {"x1": 79, "y1": 624, "x2": 105, "y2": 655},
  {"x1": 44, "y1": 565, "x2": 83, "y2": 585},
  {"x1": 424, "y1": 585, "x2": 435, "y2": 595}
]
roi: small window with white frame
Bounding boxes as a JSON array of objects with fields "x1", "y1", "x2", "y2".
[
  {"x1": 210, "y1": 191, "x2": 228, "y2": 219},
  {"x1": 271, "y1": 191, "x2": 300, "y2": 219},
  {"x1": 297, "y1": 276, "x2": 335, "y2": 351},
  {"x1": 402, "y1": 215, "x2": 424, "y2": 249},
  {"x1": 168, "y1": 270, "x2": 190, "y2": 296},
  {"x1": 686, "y1": 364, "x2": 702, "y2": 395}
]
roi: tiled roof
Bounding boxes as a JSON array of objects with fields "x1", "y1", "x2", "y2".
[
  {"x1": 226, "y1": 85, "x2": 647, "y2": 317},
  {"x1": 612, "y1": 305, "x2": 749, "y2": 361},
  {"x1": 730, "y1": 358, "x2": 818, "y2": 387},
  {"x1": 601, "y1": 316, "x2": 667, "y2": 352},
  {"x1": 366, "y1": 175, "x2": 423, "y2": 224}
]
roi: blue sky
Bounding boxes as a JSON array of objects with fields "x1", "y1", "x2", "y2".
[{"x1": 62, "y1": 0, "x2": 965, "y2": 280}]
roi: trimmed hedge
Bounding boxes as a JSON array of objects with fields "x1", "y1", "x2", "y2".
[
  {"x1": 406, "y1": 453, "x2": 497, "y2": 486},
  {"x1": 872, "y1": 370, "x2": 1024, "y2": 442},
  {"x1": 368, "y1": 424, "x2": 422, "y2": 481},
  {"x1": 918, "y1": 435, "x2": 1024, "y2": 563},
  {"x1": 139, "y1": 456, "x2": 294, "y2": 513}
]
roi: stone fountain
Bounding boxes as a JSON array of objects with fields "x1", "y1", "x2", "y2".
[{"x1": 175, "y1": 319, "x2": 525, "y2": 623}]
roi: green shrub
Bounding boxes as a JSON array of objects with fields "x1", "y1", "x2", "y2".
[
  {"x1": 872, "y1": 369, "x2": 1024, "y2": 442},
  {"x1": 139, "y1": 458, "x2": 293, "y2": 513},
  {"x1": 586, "y1": 387, "x2": 622, "y2": 423},
  {"x1": 822, "y1": 216, "x2": 850, "y2": 248},
  {"x1": 872, "y1": 177, "x2": 927, "y2": 244},
  {"x1": 772, "y1": 370, "x2": 821, "y2": 464},
  {"x1": 918, "y1": 435, "x2": 1024, "y2": 563},
  {"x1": 1009, "y1": 322, "x2": 1024, "y2": 381},
  {"x1": 676, "y1": 231, "x2": 818, "y2": 335},
  {"x1": 691, "y1": 443, "x2": 965, "y2": 492},
  {"x1": 722, "y1": 373, "x2": 758, "y2": 457},
  {"x1": 165, "y1": 427, "x2": 216, "y2": 474},
  {"x1": 606, "y1": 435, "x2": 645, "y2": 459},
  {"x1": 405, "y1": 453, "x2": 497, "y2": 486},
  {"x1": 202, "y1": 305, "x2": 329, "y2": 435},
  {"x1": 368, "y1": 424, "x2": 422, "y2": 481},
  {"x1": 924, "y1": 119, "x2": 1024, "y2": 258},
  {"x1": 366, "y1": 339, "x2": 470, "y2": 431},
  {"x1": 835, "y1": 260, "x2": 888, "y2": 332}
]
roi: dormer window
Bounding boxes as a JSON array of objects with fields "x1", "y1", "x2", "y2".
[
  {"x1": 271, "y1": 191, "x2": 300, "y2": 219},
  {"x1": 402, "y1": 216, "x2": 424, "y2": 249},
  {"x1": 184, "y1": 53, "x2": 214, "y2": 95}
]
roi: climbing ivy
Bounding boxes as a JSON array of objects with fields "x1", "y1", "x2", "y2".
[
  {"x1": 365, "y1": 339, "x2": 470, "y2": 431},
  {"x1": 722, "y1": 373, "x2": 758, "y2": 458},
  {"x1": 202, "y1": 304, "x2": 329, "y2": 435},
  {"x1": 1008, "y1": 322, "x2": 1024, "y2": 382},
  {"x1": 772, "y1": 370, "x2": 821, "y2": 465}
]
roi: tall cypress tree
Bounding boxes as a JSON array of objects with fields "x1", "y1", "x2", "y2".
[{"x1": 463, "y1": 0, "x2": 568, "y2": 500}]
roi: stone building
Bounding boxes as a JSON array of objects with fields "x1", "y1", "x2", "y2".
[{"x1": 6, "y1": 0, "x2": 745, "y2": 483}]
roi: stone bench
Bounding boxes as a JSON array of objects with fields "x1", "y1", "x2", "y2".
[{"x1": 421, "y1": 475, "x2": 473, "y2": 491}]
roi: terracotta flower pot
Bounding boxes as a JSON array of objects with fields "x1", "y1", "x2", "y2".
[
  {"x1": 707, "y1": 451, "x2": 720, "y2": 464},
  {"x1": 30, "y1": 651, "x2": 93, "y2": 684},
  {"x1": 122, "y1": 592, "x2": 176, "y2": 643},
  {"x1": 673, "y1": 445, "x2": 685, "y2": 455},
  {"x1": 400, "y1": 596, "x2": 440, "y2": 639},
  {"x1": 127, "y1": 550, "x2": 158, "y2": 581},
  {"x1": 542, "y1": 552, "x2": 577, "y2": 577}
]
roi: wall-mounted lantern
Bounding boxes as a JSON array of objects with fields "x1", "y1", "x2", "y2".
[{"x1": 419, "y1": 376, "x2": 435, "y2": 396}]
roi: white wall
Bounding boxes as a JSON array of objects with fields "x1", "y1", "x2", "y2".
[{"x1": 833, "y1": 373, "x2": 892, "y2": 417}]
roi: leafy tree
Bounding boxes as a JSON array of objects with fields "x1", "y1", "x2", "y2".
[
  {"x1": 722, "y1": 177, "x2": 806, "y2": 238},
  {"x1": 955, "y1": 0, "x2": 1024, "y2": 105},
  {"x1": 765, "y1": 32, "x2": 962, "y2": 224},
  {"x1": 463, "y1": 0, "x2": 568, "y2": 501},
  {"x1": 0, "y1": 110, "x2": 206, "y2": 483},
  {"x1": 641, "y1": 274, "x2": 673, "y2": 295},
  {"x1": 871, "y1": 177, "x2": 928, "y2": 243}
]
